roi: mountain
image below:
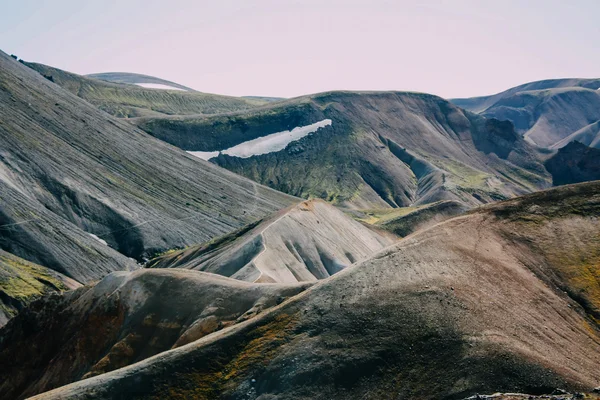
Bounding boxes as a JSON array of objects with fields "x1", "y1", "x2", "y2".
[
  {"x1": 544, "y1": 141, "x2": 600, "y2": 186},
  {"x1": 0, "y1": 268, "x2": 311, "y2": 399},
  {"x1": 22, "y1": 62, "x2": 268, "y2": 118},
  {"x1": 0, "y1": 51, "x2": 296, "y2": 283},
  {"x1": 135, "y1": 91, "x2": 551, "y2": 210},
  {"x1": 87, "y1": 72, "x2": 197, "y2": 92},
  {"x1": 451, "y1": 79, "x2": 600, "y2": 148},
  {"x1": 0, "y1": 250, "x2": 80, "y2": 326},
  {"x1": 352, "y1": 200, "x2": 469, "y2": 237},
  {"x1": 552, "y1": 119, "x2": 600, "y2": 149},
  {"x1": 148, "y1": 199, "x2": 396, "y2": 283},
  {"x1": 23, "y1": 181, "x2": 600, "y2": 400}
]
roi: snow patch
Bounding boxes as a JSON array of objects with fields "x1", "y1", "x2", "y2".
[
  {"x1": 187, "y1": 150, "x2": 220, "y2": 161},
  {"x1": 89, "y1": 233, "x2": 108, "y2": 246},
  {"x1": 135, "y1": 83, "x2": 186, "y2": 91},
  {"x1": 187, "y1": 119, "x2": 332, "y2": 161}
]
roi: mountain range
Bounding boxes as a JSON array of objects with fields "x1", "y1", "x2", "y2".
[{"x1": 1, "y1": 50, "x2": 599, "y2": 399}]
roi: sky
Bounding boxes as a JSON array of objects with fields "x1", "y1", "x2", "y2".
[{"x1": 2, "y1": 0, "x2": 599, "y2": 99}]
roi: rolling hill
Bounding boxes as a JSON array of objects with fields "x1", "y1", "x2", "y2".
[
  {"x1": 22, "y1": 62, "x2": 268, "y2": 117},
  {"x1": 0, "y1": 50, "x2": 296, "y2": 283},
  {"x1": 134, "y1": 91, "x2": 551, "y2": 210},
  {"x1": 148, "y1": 199, "x2": 396, "y2": 283},
  {"x1": 17, "y1": 180, "x2": 600, "y2": 400},
  {"x1": 451, "y1": 79, "x2": 600, "y2": 148},
  {"x1": 87, "y1": 72, "x2": 197, "y2": 92},
  {"x1": 0, "y1": 269, "x2": 311, "y2": 399}
]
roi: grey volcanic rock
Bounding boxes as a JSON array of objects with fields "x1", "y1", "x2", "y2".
[
  {"x1": 149, "y1": 199, "x2": 396, "y2": 283},
  {"x1": 553, "y1": 120, "x2": 600, "y2": 149},
  {"x1": 544, "y1": 141, "x2": 600, "y2": 186},
  {"x1": 452, "y1": 79, "x2": 600, "y2": 149},
  {"x1": 136, "y1": 91, "x2": 551, "y2": 209},
  {"x1": 0, "y1": 268, "x2": 311, "y2": 399},
  {"x1": 0, "y1": 50, "x2": 296, "y2": 282},
  {"x1": 27, "y1": 181, "x2": 600, "y2": 400}
]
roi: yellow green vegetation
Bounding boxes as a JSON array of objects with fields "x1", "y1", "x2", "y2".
[
  {"x1": 435, "y1": 158, "x2": 491, "y2": 190},
  {"x1": 154, "y1": 314, "x2": 298, "y2": 400},
  {"x1": 356, "y1": 205, "x2": 427, "y2": 225},
  {"x1": 0, "y1": 252, "x2": 71, "y2": 318}
]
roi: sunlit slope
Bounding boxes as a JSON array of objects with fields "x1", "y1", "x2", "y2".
[{"x1": 29, "y1": 181, "x2": 600, "y2": 400}]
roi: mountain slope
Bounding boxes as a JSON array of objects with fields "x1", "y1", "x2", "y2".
[
  {"x1": 148, "y1": 199, "x2": 396, "y2": 283},
  {"x1": 544, "y1": 141, "x2": 600, "y2": 186},
  {"x1": 0, "y1": 50, "x2": 296, "y2": 282},
  {"x1": 0, "y1": 269, "x2": 311, "y2": 399},
  {"x1": 87, "y1": 72, "x2": 197, "y2": 92},
  {"x1": 28, "y1": 181, "x2": 600, "y2": 400},
  {"x1": 451, "y1": 78, "x2": 600, "y2": 113},
  {"x1": 22, "y1": 62, "x2": 267, "y2": 117},
  {"x1": 451, "y1": 79, "x2": 600, "y2": 148},
  {"x1": 136, "y1": 91, "x2": 551, "y2": 209},
  {"x1": 0, "y1": 250, "x2": 80, "y2": 326},
  {"x1": 553, "y1": 120, "x2": 600, "y2": 149}
]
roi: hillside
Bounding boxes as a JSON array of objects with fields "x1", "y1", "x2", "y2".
[
  {"x1": 0, "y1": 269, "x2": 311, "y2": 399},
  {"x1": 148, "y1": 199, "x2": 396, "y2": 283},
  {"x1": 544, "y1": 141, "x2": 600, "y2": 186},
  {"x1": 135, "y1": 91, "x2": 551, "y2": 209},
  {"x1": 23, "y1": 181, "x2": 600, "y2": 400},
  {"x1": 22, "y1": 62, "x2": 267, "y2": 117},
  {"x1": 0, "y1": 50, "x2": 296, "y2": 283},
  {"x1": 87, "y1": 72, "x2": 197, "y2": 92},
  {"x1": 0, "y1": 250, "x2": 80, "y2": 326},
  {"x1": 451, "y1": 79, "x2": 600, "y2": 148}
]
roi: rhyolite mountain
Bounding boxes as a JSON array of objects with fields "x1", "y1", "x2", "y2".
[
  {"x1": 452, "y1": 78, "x2": 600, "y2": 149},
  {"x1": 0, "y1": 269, "x2": 312, "y2": 399},
  {"x1": 87, "y1": 72, "x2": 198, "y2": 92},
  {"x1": 16, "y1": 181, "x2": 600, "y2": 400},
  {"x1": 0, "y1": 51, "x2": 296, "y2": 283},
  {"x1": 22, "y1": 62, "x2": 269, "y2": 118},
  {"x1": 148, "y1": 199, "x2": 396, "y2": 283},
  {"x1": 134, "y1": 91, "x2": 552, "y2": 209}
]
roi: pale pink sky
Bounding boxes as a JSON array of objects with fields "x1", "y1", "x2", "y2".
[{"x1": 2, "y1": 0, "x2": 599, "y2": 99}]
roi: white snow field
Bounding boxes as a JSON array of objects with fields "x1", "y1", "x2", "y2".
[
  {"x1": 187, "y1": 119, "x2": 332, "y2": 161},
  {"x1": 135, "y1": 83, "x2": 186, "y2": 91}
]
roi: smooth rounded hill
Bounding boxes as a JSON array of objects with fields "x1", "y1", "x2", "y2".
[
  {"x1": 23, "y1": 62, "x2": 268, "y2": 117},
  {"x1": 0, "y1": 268, "x2": 311, "y2": 399},
  {"x1": 87, "y1": 72, "x2": 197, "y2": 92},
  {"x1": 24, "y1": 180, "x2": 600, "y2": 400},
  {"x1": 148, "y1": 199, "x2": 397, "y2": 283}
]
